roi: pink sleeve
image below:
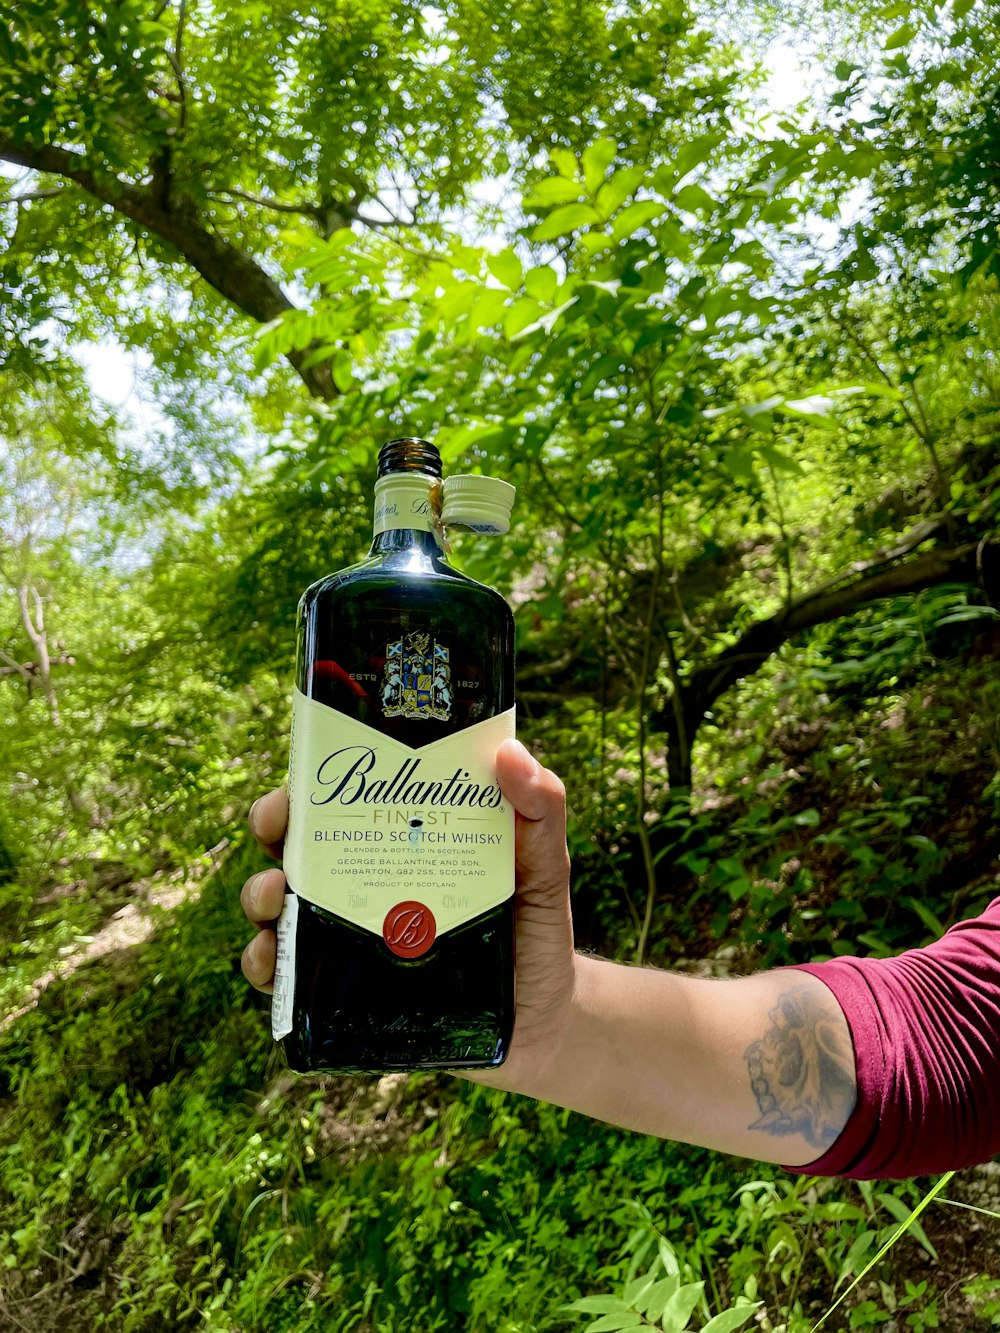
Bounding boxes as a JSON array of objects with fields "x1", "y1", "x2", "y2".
[{"x1": 783, "y1": 897, "x2": 1000, "y2": 1180}]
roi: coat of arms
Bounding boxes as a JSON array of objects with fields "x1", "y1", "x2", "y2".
[{"x1": 381, "y1": 631, "x2": 452, "y2": 720}]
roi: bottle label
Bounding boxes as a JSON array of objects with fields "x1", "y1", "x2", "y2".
[
  {"x1": 271, "y1": 890, "x2": 299, "y2": 1040},
  {"x1": 373, "y1": 475, "x2": 436, "y2": 536},
  {"x1": 285, "y1": 689, "x2": 515, "y2": 938}
]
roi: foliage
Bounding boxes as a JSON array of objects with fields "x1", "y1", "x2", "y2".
[{"x1": 0, "y1": 846, "x2": 977, "y2": 1331}]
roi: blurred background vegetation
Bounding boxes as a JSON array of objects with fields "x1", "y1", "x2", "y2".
[{"x1": 1, "y1": 0, "x2": 998, "y2": 1328}]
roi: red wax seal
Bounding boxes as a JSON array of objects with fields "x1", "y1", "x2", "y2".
[{"x1": 383, "y1": 901, "x2": 437, "y2": 958}]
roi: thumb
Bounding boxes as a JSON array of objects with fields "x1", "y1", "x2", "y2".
[{"x1": 496, "y1": 739, "x2": 571, "y2": 904}]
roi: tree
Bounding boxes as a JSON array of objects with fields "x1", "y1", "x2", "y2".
[{"x1": 0, "y1": 0, "x2": 732, "y2": 398}]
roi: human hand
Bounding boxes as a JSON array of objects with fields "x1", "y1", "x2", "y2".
[{"x1": 240, "y1": 739, "x2": 577, "y2": 1091}]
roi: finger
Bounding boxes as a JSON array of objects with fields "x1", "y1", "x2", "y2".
[
  {"x1": 496, "y1": 739, "x2": 571, "y2": 904},
  {"x1": 240, "y1": 867, "x2": 287, "y2": 926},
  {"x1": 241, "y1": 929, "x2": 276, "y2": 994},
  {"x1": 248, "y1": 788, "x2": 288, "y2": 860}
]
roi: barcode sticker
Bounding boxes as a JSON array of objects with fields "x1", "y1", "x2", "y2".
[{"x1": 271, "y1": 891, "x2": 298, "y2": 1041}]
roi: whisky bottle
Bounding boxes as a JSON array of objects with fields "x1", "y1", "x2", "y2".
[{"x1": 272, "y1": 437, "x2": 517, "y2": 1072}]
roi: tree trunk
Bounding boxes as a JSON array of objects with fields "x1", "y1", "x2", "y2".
[
  {"x1": 0, "y1": 136, "x2": 337, "y2": 401},
  {"x1": 13, "y1": 582, "x2": 94, "y2": 821}
]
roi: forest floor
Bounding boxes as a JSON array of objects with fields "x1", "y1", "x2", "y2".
[{"x1": 2, "y1": 648, "x2": 1000, "y2": 1331}]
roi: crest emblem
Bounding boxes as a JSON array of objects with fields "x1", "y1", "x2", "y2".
[{"x1": 381, "y1": 631, "x2": 451, "y2": 720}]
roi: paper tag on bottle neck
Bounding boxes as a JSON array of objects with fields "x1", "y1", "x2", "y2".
[{"x1": 373, "y1": 474, "x2": 437, "y2": 536}]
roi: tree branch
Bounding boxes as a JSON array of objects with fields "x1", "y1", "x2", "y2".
[
  {"x1": 171, "y1": 0, "x2": 188, "y2": 131},
  {"x1": 0, "y1": 650, "x2": 75, "y2": 679},
  {"x1": 210, "y1": 185, "x2": 417, "y2": 238},
  {"x1": 210, "y1": 187, "x2": 326, "y2": 219},
  {"x1": 0, "y1": 135, "x2": 337, "y2": 401},
  {"x1": 0, "y1": 647, "x2": 34, "y2": 683},
  {"x1": 16, "y1": 584, "x2": 61, "y2": 726},
  {"x1": 668, "y1": 537, "x2": 1000, "y2": 732},
  {"x1": 515, "y1": 646, "x2": 581, "y2": 682},
  {"x1": 1, "y1": 187, "x2": 65, "y2": 205}
]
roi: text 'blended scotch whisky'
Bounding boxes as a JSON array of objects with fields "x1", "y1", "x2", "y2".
[{"x1": 272, "y1": 436, "x2": 517, "y2": 1073}]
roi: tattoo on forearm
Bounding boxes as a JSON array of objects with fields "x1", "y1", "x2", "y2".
[{"x1": 744, "y1": 986, "x2": 856, "y2": 1150}]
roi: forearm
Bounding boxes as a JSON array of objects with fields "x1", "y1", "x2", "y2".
[{"x1": 481, "y1": 955, "x2": 857, "y2": 1167}]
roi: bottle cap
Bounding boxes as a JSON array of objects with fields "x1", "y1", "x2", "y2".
[{"x1": 440, "y1": 475, "x2": 516, "y2": 535}]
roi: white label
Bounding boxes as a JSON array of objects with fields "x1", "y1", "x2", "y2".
[
  {"x1": 373, "y1": 476, "x2": 436, "y2": 535},
  {"x1": 285, "y1": 690, "x2": 515, "y2": 945},
  {"x1": 271, "y1": 890, "x2": 299, "y2": 1040}
]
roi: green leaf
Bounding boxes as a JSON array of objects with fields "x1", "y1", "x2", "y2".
[
  {"x1": 758, "y1": 444, "x2": 804, "y2": 475},
  {"x1": 584, "y1": 1318, "x2": 644, "y2": 1333},
  {"x1": 253, "y1": 317, "x2": 286, "y2": 371},
  {"x1": 582, "y1": 137, "x2": 617, "y2": 193},
  {"x1": 875, "y1": 1193, "x2": 938, "y2": 1258},
  {"x1": 738, "y1": 405, "x2": 775, "y2": 435},
  {"x1": 525, "y1": 177, "x2": 583, "y2": 207},
  {"x1": 504, "y1": 298, "x2": 545, "y2": 338},
  {"x1": 550, "y1": 146, "x2": 579, "y2": 179},
  {"x1": 669, "y1": 132, "x2": 724, "y2": 186},
  {"x1": 299, "y1": 343, "x2": 339, "y2": 370},
  {"x1": 564, "y1": 1296, "x2": 632, "y2": 1315},
  {"x1": 610, "y1": 200, "x2": 666, "y2": 243},
  {"x1": 699, "y1": 1305, "x2": 762, "y2": 1333},
  {"x1": 658, "y1": 1240, "x2": 680, "y2": 1277},
  {"x1": 836, "y1": 1230, "x2": 877, "y2": 1290},
  {"x1": 580, "y1": 353, "x2": 626, "y2": 397},
  {"x1": 487, "y1": 249, "x2": 523, "y2": 290},
  {"x1": 595, "y1": 165, "x2": 647, "y2": 220},
  {"x1": 673, "y1": 184, "x2": 716, "y2": 214},
  {"x1": 904, "y1": 896, "x2": 946, "y2": 939},
  {"x1": 884, "y1": 22, "x2": 916, "y2": 48},
  {"x1": 532, "y1": 204, "x2": 602, "y2": 242},
  {"x1": 331, "y1": 349, "x2": 353, "y2": 392},
  {"x1": 724, "y1": 448, "x2": 755, "y2": 480},
  {"x1": 936, "y1": 606, "x2": 1000, "y2": 625},
  {"x1": 760, "y1": 197, "x2": 796, "y2": 225},
  {"x1": 509, "y1": 297, "x2": 580, "y2": 340},
  {"x1": 579, "y1": 232, "x2": 613, "y2": 257},
  {"x1": 623, "y1": 1274, "x2": 656, "y2": 1308},
  {"x1": 464, "y1": 287, "x2": 509, "y2": 337},
  {"x1": 525, "y1": 267, "x2": 558, "y2": 302},
  {"x1": 643, "y1": 1275, "x2": 680, "y2": 1320},
  {"x1": 660, "y1": 1281, "x2": 705, "y2": 1333}
]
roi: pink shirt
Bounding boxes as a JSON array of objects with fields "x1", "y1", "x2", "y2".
[{"x1": 786, "y1": 897, "x2": 1000, "y2": 1179}]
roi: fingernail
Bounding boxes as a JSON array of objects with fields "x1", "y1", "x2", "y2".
[
  {"x1": 248, "y1": 799, "x2": 260, "y2": 831},
  {"x1": 510, "y1": 739, "x2": 540, "y2": 779},
  {"x1": 247, "y1": 872, "x2": 265, "y2": 911},
  {"x1": 245, "y1": 935, "x2": 262, "y2": 975}
]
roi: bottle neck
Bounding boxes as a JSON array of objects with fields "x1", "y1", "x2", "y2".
[
  {"x1": 368, "y1": 527, "x2": 442, "y2": 557},
  {"x1": 368, "y1": 471, "x2": 443, "y2": 558}
]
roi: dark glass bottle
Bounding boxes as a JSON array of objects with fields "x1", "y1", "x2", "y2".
[{"x1": 275, "y1": 437, "x2": 516, "y2": 1072}]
